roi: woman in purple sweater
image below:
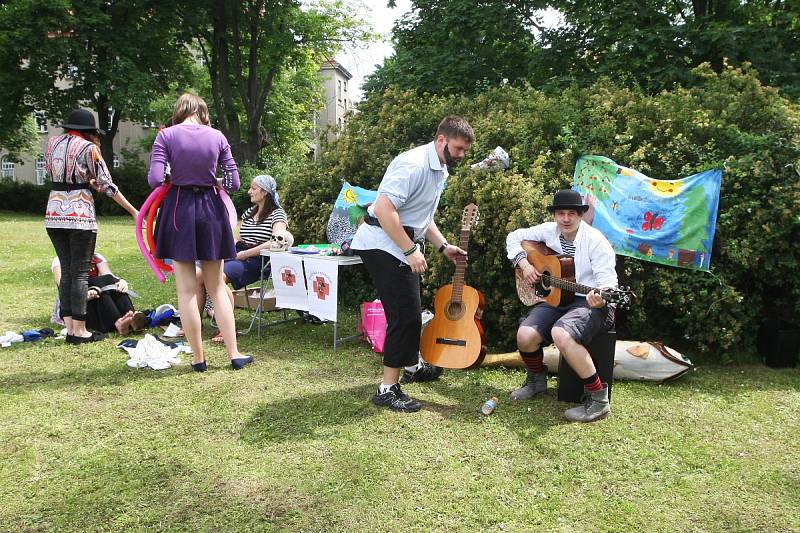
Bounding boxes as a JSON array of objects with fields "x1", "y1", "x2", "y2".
[{"x1": 147, "y1": 93, "x2": 253, "y2": 371}]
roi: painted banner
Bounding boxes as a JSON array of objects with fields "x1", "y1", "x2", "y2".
[
  {"x1": 271, "y1": 254, "x2": 308, "y2": 311},
  {"x1": 304, "y1": 257, "x2": 340, "y2": 323},
  {"x1": 326, "y1": 181, "x2": 378, "y2": 245},
  {"x1": 573, "y1": 155, "x2": 722, "y2": 271}
]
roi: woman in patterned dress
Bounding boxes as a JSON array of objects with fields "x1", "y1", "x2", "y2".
[{"x1": 44, "y1": 108, "x2": 138, "y2": 345}]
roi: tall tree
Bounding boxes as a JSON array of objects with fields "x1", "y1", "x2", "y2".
[
  {"x1": 364, "y1": 0, "x2": 547, "y2": 96},
  {"x1": 0, "y1": 115, "x2": 39, "y2": 163},
  {"x1": 0, "y1": 0, "x2": 192, "y2": 165},
  {"x1": 185, "y1": 0, "x2": 370, "y2": 164},
  {"x1": 534, "y1": 0, "x2": 800, "y2": 94}
]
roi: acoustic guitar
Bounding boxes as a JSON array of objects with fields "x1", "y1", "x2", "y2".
[
  {"x1": 515, "y1": 240, "x2": 634, "y2": 308},
  {"x1": 420, "y1": 204, "x2": 486, "y2": 369}
]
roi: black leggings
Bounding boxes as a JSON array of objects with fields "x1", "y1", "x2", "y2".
[
  {"x1": 47, "y1": 228, "x2": 97, "y2": 321},
  {"x1": 355, "y1": 249, "x2": 422, "y2": 368},
  {"x1": 87, "y1": 291, "x2": 135, "y2": 333}
]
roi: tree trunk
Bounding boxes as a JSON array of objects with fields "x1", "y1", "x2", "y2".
[
  {"x1": 211, "y1": 1, "x2": 243, "y2": 161},
  {"x1": 203, "y1": 0, "x2": 279, "y2": 166},
  {"x1": 94, "y1": 94, "x2": 119, "y2": 169}
]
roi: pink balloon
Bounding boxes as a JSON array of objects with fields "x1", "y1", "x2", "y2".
[
  {"x1": 136, "y1": 185, "x2": 168, "y2": 283},
  {"x1": 219, "y1": 188, "x2": 238, "y2": 231}
]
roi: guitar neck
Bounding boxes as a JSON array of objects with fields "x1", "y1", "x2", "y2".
[
  {"x1": 541, "y1": 274, "x2": 598, "y2": 297},
  {"x1": 451, "y1": 227, "x2": 470, "y2": 302}
]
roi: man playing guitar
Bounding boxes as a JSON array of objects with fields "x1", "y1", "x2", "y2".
[{"x1": 506, "y1": 189, "x2": 618, "y2": 422}]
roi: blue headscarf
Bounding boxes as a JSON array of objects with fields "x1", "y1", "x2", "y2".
[{"x1": 252, "y1": 174, "x2": 281, "y2": 208}]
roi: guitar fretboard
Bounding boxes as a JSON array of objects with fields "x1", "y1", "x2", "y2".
[
  {"x1": 541, "y1": 274, "x2": 618, "y2": 302},
  {"x1": 451, "y1": 226, "x2": 470, "y2": 303},
  {"x1": 541, "y1": 274, "x2": 592, "y2": 295}
]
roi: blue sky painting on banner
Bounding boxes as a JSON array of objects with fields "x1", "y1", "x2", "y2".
[
  {"x1": 573, "y1": 155, "x2": 722, "y2": 271},
  {"x1": 326, "y1": 181, "x2": 378, "y2": 246}
]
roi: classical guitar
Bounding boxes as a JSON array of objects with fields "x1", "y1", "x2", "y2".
[
  {"x1": 515, "y1": 240, "x2": 634, "y2": 308},
  {"x1": 420, "y1": 204, "x2": 486, "y2": 369}
]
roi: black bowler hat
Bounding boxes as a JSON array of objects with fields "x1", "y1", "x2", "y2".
[
  {"x1": 547, "y1": 189, "x2": 588, "y2": 213},
  {"x1": 58, "y1": 108, "x2": 105, "y2": 134}
]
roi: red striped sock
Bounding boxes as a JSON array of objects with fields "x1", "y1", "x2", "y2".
[
  {"x1": 583, "y1": 373, "x2": 603, "y2": 392},
  {"x1": 520, "y1": 349, "x2": 544, "y2": 373}
]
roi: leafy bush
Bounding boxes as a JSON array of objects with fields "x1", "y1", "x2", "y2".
[
  {"x1": 0, "y1": 178, "x2": 50, "y2": 213},
  {"x1": 94, "y1": 161, "x2": 152, "y2": 216},
  {"x1": 281, "y1": 65, "x2": 800, "y2": 362}
]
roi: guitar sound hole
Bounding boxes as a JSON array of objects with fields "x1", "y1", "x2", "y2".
[
  {"x1": 535, "y1": 285, "x2": 551, "y2": 298},
  {"x1": 536, "y1": 271, "x2": 551, "y2": 297},
  {"x1": 445, "y1": 301, "x2": 465, "y2": 321}
]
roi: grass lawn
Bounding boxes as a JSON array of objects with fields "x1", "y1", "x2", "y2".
[{"x1": 1, "y1": 212, "x2": 798, "y2": 532}]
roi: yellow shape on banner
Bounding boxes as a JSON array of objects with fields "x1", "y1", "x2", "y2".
[{"x1": 649, "y1": 179, "x2": 683, "y2": 197}]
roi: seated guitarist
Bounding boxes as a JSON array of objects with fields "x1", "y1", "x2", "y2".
[{"x1": 506, "y1": 189, "x2": 618, "y2": 423}]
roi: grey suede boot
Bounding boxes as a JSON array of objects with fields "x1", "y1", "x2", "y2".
[
  {"x1": 564, "y1": 384, "x2": 611, "y2": 422},
  {"x1": 510, "y1": 369, "x2": 548, "y2": 400}
]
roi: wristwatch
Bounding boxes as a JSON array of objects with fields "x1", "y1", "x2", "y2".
[{"x1": 438, "y1": 242, "x2": 448, "y2": 253}]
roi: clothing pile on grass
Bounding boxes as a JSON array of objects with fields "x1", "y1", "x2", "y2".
[
  {"x1": 1, "y1": 328, "x2": 55, "y2": 347},
  {"x1": 118, "y1": 334, "x2": 192, "y2": 370}
]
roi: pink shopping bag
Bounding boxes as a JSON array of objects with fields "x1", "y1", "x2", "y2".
[{"x1": 358, "y1": 300, "x2": 387, "y2": 353}]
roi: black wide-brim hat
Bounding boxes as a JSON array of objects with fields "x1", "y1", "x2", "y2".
[
  {"x1": 57, "y1": 108, "x2": 105, "y2": 135},
  {"x1": 547, "y1": 189, "x2": 589, "y2": 213}
]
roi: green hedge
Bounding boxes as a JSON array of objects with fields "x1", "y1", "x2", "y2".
[
  {"x1": 281, "y1": 64, "x2": 800, "y2": 362},
  {"x1": 94, "y1": 163, "x2": 152, "y2": 216},
  {"x1": 0, "y1": 178, "x2": 50, "y2": 213}
]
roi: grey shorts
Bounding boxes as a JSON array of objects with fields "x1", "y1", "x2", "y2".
[{"x1": 519, "y1": 297, "x2": 613, "y2": 346}]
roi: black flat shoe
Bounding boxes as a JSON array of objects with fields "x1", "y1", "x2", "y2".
[
  {"x1": 191, "y1": 361, "x2": 208, "y2": 372},
  {"x1": 230, "y1": 355, "x2": 253, "y2": 370},
  {"x1": 66, "y1": 331, "x2": 107, "y2": 345}
]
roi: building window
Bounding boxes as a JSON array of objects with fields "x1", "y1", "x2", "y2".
[
  {"x1": 344, "y1": 80, "x2": 348, "y2": 93},
  {"x1": 113, "y1": 154, "x2": 120, "y2": 168},
  {"x1": 1, "y1": 157, "x2": 15, "y2": 180},
  {"x1": 337, "y1": 80, "x2": 342, "y2": 101},
  {"x1": 33, "y1": 111, "x2": 48, "y2": 133},
  {"x1": 35, "y1": 155, "x2": 46, "y2": 185}
]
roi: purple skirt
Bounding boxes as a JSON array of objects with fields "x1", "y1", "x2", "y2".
[{"x1": 155, "y1": 185, "x2": 236, "y2": 261}]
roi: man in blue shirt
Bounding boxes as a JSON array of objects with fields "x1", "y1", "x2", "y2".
[{"x1": 352, "y1": 116, "x2": 474, "y2": 412}]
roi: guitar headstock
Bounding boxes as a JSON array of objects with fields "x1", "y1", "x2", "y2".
[
  {"x1": 602, "y1": 286, "x2": 636, "y2": 310},
  {"x1": 461, "y1": 203, "x2": 479, "y2": 231}
]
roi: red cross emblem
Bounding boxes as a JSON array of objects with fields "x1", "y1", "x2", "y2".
[
  {"x1": 281, "y1": 268, "x2": 296, "y2": 286},
  {"x1": 313, "y1": 275, "x2": 330, "y2": 300}
]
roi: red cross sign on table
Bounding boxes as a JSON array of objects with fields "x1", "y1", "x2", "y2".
[
  {"x1": 281, "y1": 268, "x2": 296, "y2": 287},
  {"x1": 313, "y1": 275, "x2": 330, "y2": 300}
]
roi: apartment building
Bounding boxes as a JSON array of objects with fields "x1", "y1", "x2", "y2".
[{"x1": 313, "y1": 59, "x2": 353, "y2": 159}]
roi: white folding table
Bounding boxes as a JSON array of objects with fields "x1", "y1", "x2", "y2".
[{"x1": 245, "y1": 250, "x2": 363, "y2": 351}]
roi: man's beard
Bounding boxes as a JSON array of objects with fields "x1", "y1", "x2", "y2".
[{"x1": 443, "y1": 143, "x2": 463, "y2": 169}]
